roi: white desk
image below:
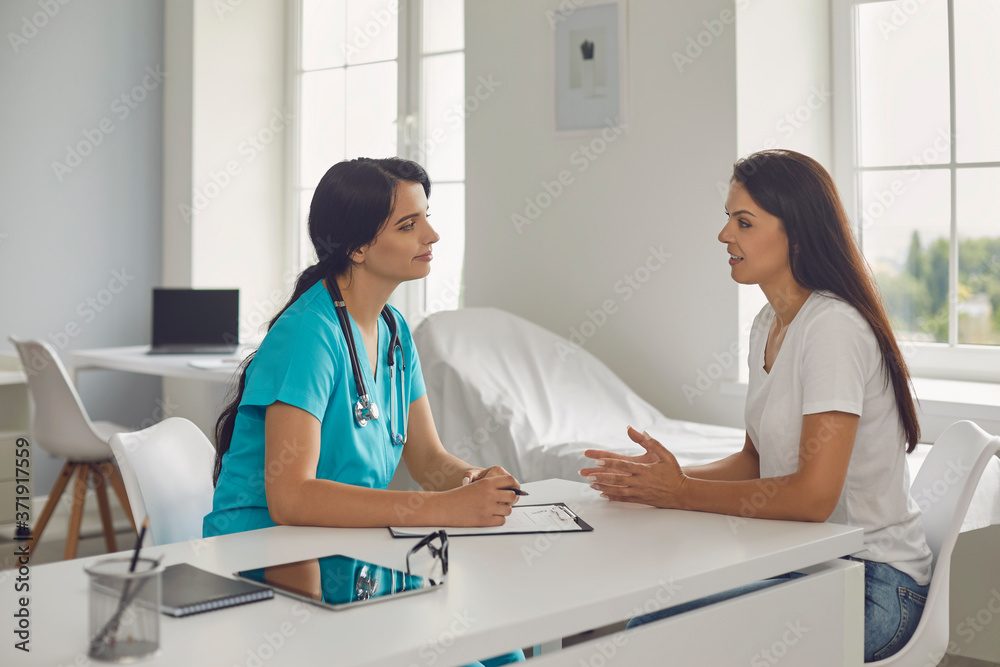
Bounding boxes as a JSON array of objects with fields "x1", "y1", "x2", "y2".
[
  {"x1": 2, "y1": 479, "x2": 864, "y2": 666},
  {"x1": 67, "y1": 345, "x2": 254, "y2": 438},
  {"x1": 67, "y1": 345, "x2": 252, "y2": 384}
]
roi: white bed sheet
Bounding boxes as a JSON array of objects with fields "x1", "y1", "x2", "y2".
[{"x1": 413, "y1": 307, "x2": 1000, "y2": 532}]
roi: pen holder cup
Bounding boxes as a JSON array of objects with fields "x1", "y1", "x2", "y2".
[{"x1": 85, "y1": 557, "x2": 162, "y2": 662}]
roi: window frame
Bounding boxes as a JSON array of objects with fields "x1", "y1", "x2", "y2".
[
  {"x1": 285, "y1": 0, "x2": 464, "y2": 326},
  {"x1": 832, "y1": 0, "x2": 1000, "y2": 383}
]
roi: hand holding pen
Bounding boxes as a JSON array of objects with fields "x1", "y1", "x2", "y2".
[{"x1": 462, "y1": 466, "x2": 529, "y2": 496}]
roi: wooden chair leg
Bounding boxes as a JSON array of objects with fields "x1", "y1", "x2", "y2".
[
  {"x1": 64, "y1": 465, "x2": 89, "y2": 560},
  {"x1": 26, "y1": 461, "x2": 75, "y2": 557},
  {"x1": 91, "y1": 464, "x2": 117, "y2": 554},
  {"x1": 101, "y1": 460, "x2": 137, "y2": 534}
]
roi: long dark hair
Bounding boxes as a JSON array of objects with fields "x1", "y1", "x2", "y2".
[
  {"x1": 212, "y1": 157, "x2": 431, "y2": 485},
  {"x1": 732, "y1": 150, "x2": 920, "y2": 452}
]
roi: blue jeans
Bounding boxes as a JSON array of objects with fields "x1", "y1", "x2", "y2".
[{"x1": 628, "y1": 557, "x2": 928, "y2": 662}]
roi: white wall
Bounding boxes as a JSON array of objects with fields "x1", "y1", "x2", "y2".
[
  {"x1": 161, "y1": 0, "x2": 289, "y2": 435},
  {"x1": 0, "y1": 0, "x2": 165, "y2": 494},
  {"x1": 465, "y1": 0, "x2": 743, "y2": 427},
  {"x1": 735, "y1": 0, "x2": 833, "y2": 383},
  {"x1": 163, "y1": 0, "x2": 288, "y2": 337}
]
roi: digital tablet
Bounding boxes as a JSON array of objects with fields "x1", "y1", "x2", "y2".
[{"x1": 234, "y1": 554, "x2": 443, "y2": 611}]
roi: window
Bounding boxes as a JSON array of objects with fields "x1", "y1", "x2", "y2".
[
  {"x1": 291, "y1": 0, "x2": 465, "y2": 324},
  {"x1": 833, "y1": 0, "x2": 1000, "y2": 382}
]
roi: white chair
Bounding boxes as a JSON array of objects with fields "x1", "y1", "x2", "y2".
[
  {"x1": 109, "y1": 417, "x2": 216, "y2": 546},
  {"x1": 9, "y1": 336, "x2": 136, "y2": 559},
  {"x1": 870, "y1": 420, "x2": 1000, "y2": 666}
]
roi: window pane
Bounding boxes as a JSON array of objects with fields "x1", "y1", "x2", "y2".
[
  {"x1": 423, "y1": 0, "x2": 463, "y2": 53},
  {"x1": 345, "y1": 0, "x2": 398, "y2": 66},
  {"x1": 345, "y1": 62, "x2": 398, "y2": 159},
  {"x1": 422, "y1": 183, "x2": 464, "y2": 316},
  {"x1": 857, "y1": 0, "x2": 950, "y2": 166},
  {"x1": 302, "y1": 0, "x2": 346, "y2": 71},
  {"x1": 957, "y1": 168, "x2": 1000, "y2": 344},
  {"x1": 955, "y1": 0, "x2": 1000, "y2": 163},
  {"x1": 421, "y1": 52, "x2": 464, "y2": 183},
  {"x1": 300, "y1": 188, "x2": 317, "y2": 270},
  {"x1": 300, "y1": 69, "x2": 346, "y2": 189},
  {"x1": 861, "y1": 169, "x2": 951, "y2": 342}
]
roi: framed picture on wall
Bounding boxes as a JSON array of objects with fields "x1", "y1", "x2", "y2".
[{"x1": 553, "y1": 0, "x2": 627, "y2": 135}]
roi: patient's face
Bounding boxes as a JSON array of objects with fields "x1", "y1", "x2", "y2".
[{"x1": 719, "y1": 182, "x2": 791, "y2": 289}]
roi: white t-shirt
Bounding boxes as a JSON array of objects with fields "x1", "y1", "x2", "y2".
[{"x1": 745, "y1": 290, "x2": 932, "y2": 585}]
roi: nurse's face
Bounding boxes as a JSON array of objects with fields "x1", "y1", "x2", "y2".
[
  {"x1": 718, "y1": 181, "x2": 792, "y2": 288},
  {"x1": 355, "y1": 180, "x2": 440, "y2": 284}
]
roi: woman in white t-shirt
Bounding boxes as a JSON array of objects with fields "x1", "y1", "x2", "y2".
[{"x1": 581, "y1": 150, "x2": 932, "y2": 661}]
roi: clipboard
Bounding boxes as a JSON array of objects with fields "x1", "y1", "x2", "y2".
[{"x1": 389, "y1": 503, "x2": 593, "y2": 538}]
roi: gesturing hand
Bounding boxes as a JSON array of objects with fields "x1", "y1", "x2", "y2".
[{"x1": 579, "y1": 426, "x2": 688, "y2": 509}]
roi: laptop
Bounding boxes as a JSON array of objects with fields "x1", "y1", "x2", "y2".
[{"x1": 149, "y1": 288, "x2": 240, "y2": 354}]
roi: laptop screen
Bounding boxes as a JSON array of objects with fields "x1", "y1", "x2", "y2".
[{"x1": 152, "y1": 288, "x2": 239, "y2": 347}]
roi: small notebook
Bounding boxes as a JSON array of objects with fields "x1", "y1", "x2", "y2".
[{"x1": 160, "y1": 563, "x2": 274, "y2": 617}]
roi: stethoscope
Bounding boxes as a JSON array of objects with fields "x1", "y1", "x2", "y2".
[{"x1": 324, "y1": 280, "x2": 407, "y2": 446}]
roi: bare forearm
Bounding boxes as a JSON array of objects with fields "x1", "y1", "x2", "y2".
[
  {"x1": 681, "y1": 449, "x2": 759, "y2": 481},
  {"x1": 679, "y1": 475, "x2": 830, "y2": 522},
  {"x1": 268, "y1": 479, "x2": 448, "y2": 527},
  {"x1": 408, "y1": 450, "x2": 478, "y2": 491}
]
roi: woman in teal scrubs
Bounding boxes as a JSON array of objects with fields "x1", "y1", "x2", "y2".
[{"x1": 205, "y1": 158, "x2": 523, "y2": 665}]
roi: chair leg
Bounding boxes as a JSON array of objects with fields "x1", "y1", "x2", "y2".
[
  {"x1": 26, "y1": 461, "x2": 76, "y2": 557},
  {"x1": 101, "y1": 460, "x2": 138, "y2": 534},
  {"x1": 91, "y1": 465, "x2": 117, "y2": 554},
  {"x1": 64, "y1": 465, "x2": 90, "y2": 560}
]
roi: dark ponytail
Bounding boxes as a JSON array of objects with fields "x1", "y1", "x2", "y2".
[
  {"x1": 212, "y1": 157, "x2": 430, "y2": 485},
  {"x1": 732, "y1": 150, "x2": 921, "y2": 452}
]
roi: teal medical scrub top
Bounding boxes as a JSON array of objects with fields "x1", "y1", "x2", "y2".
[{"x1": 203, "y1": 280, "x2": 425, "y2": 537}]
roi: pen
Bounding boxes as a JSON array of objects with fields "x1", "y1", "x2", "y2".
[{"x1": 462, "y1": 475, "x2": 530, "y2": 496}]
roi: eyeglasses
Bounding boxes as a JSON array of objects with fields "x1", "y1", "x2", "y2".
[{"x1": 406, "y1": 530, "x2": 449, "y2": 582}]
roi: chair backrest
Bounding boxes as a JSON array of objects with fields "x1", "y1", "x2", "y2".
[
  {"x1": 872, "y1": 420, "x2": 1000, "y2": 665},
  {"x1": 109, "y1": 417, "x2": 217, "y2": 546},
  {"x1": 9, "y1": 336, "x2": 109, "y2": 460}
]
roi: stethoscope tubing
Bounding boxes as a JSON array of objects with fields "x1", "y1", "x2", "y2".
[{"x1": 324, "y1": 278, "x2": 406, "y2": 443}]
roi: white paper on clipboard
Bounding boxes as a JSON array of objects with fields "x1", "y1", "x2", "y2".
[{"x1": 389, "y1": 503, "x2": 593, "y2": 538}]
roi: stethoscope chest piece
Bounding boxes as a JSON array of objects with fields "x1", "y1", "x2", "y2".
[
  {"x1": 354, "y1": 395, "x2": 379, "y2": 427},
  {"x1": 326, "y1": 279, "x2": 407, "y2": 445}
]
